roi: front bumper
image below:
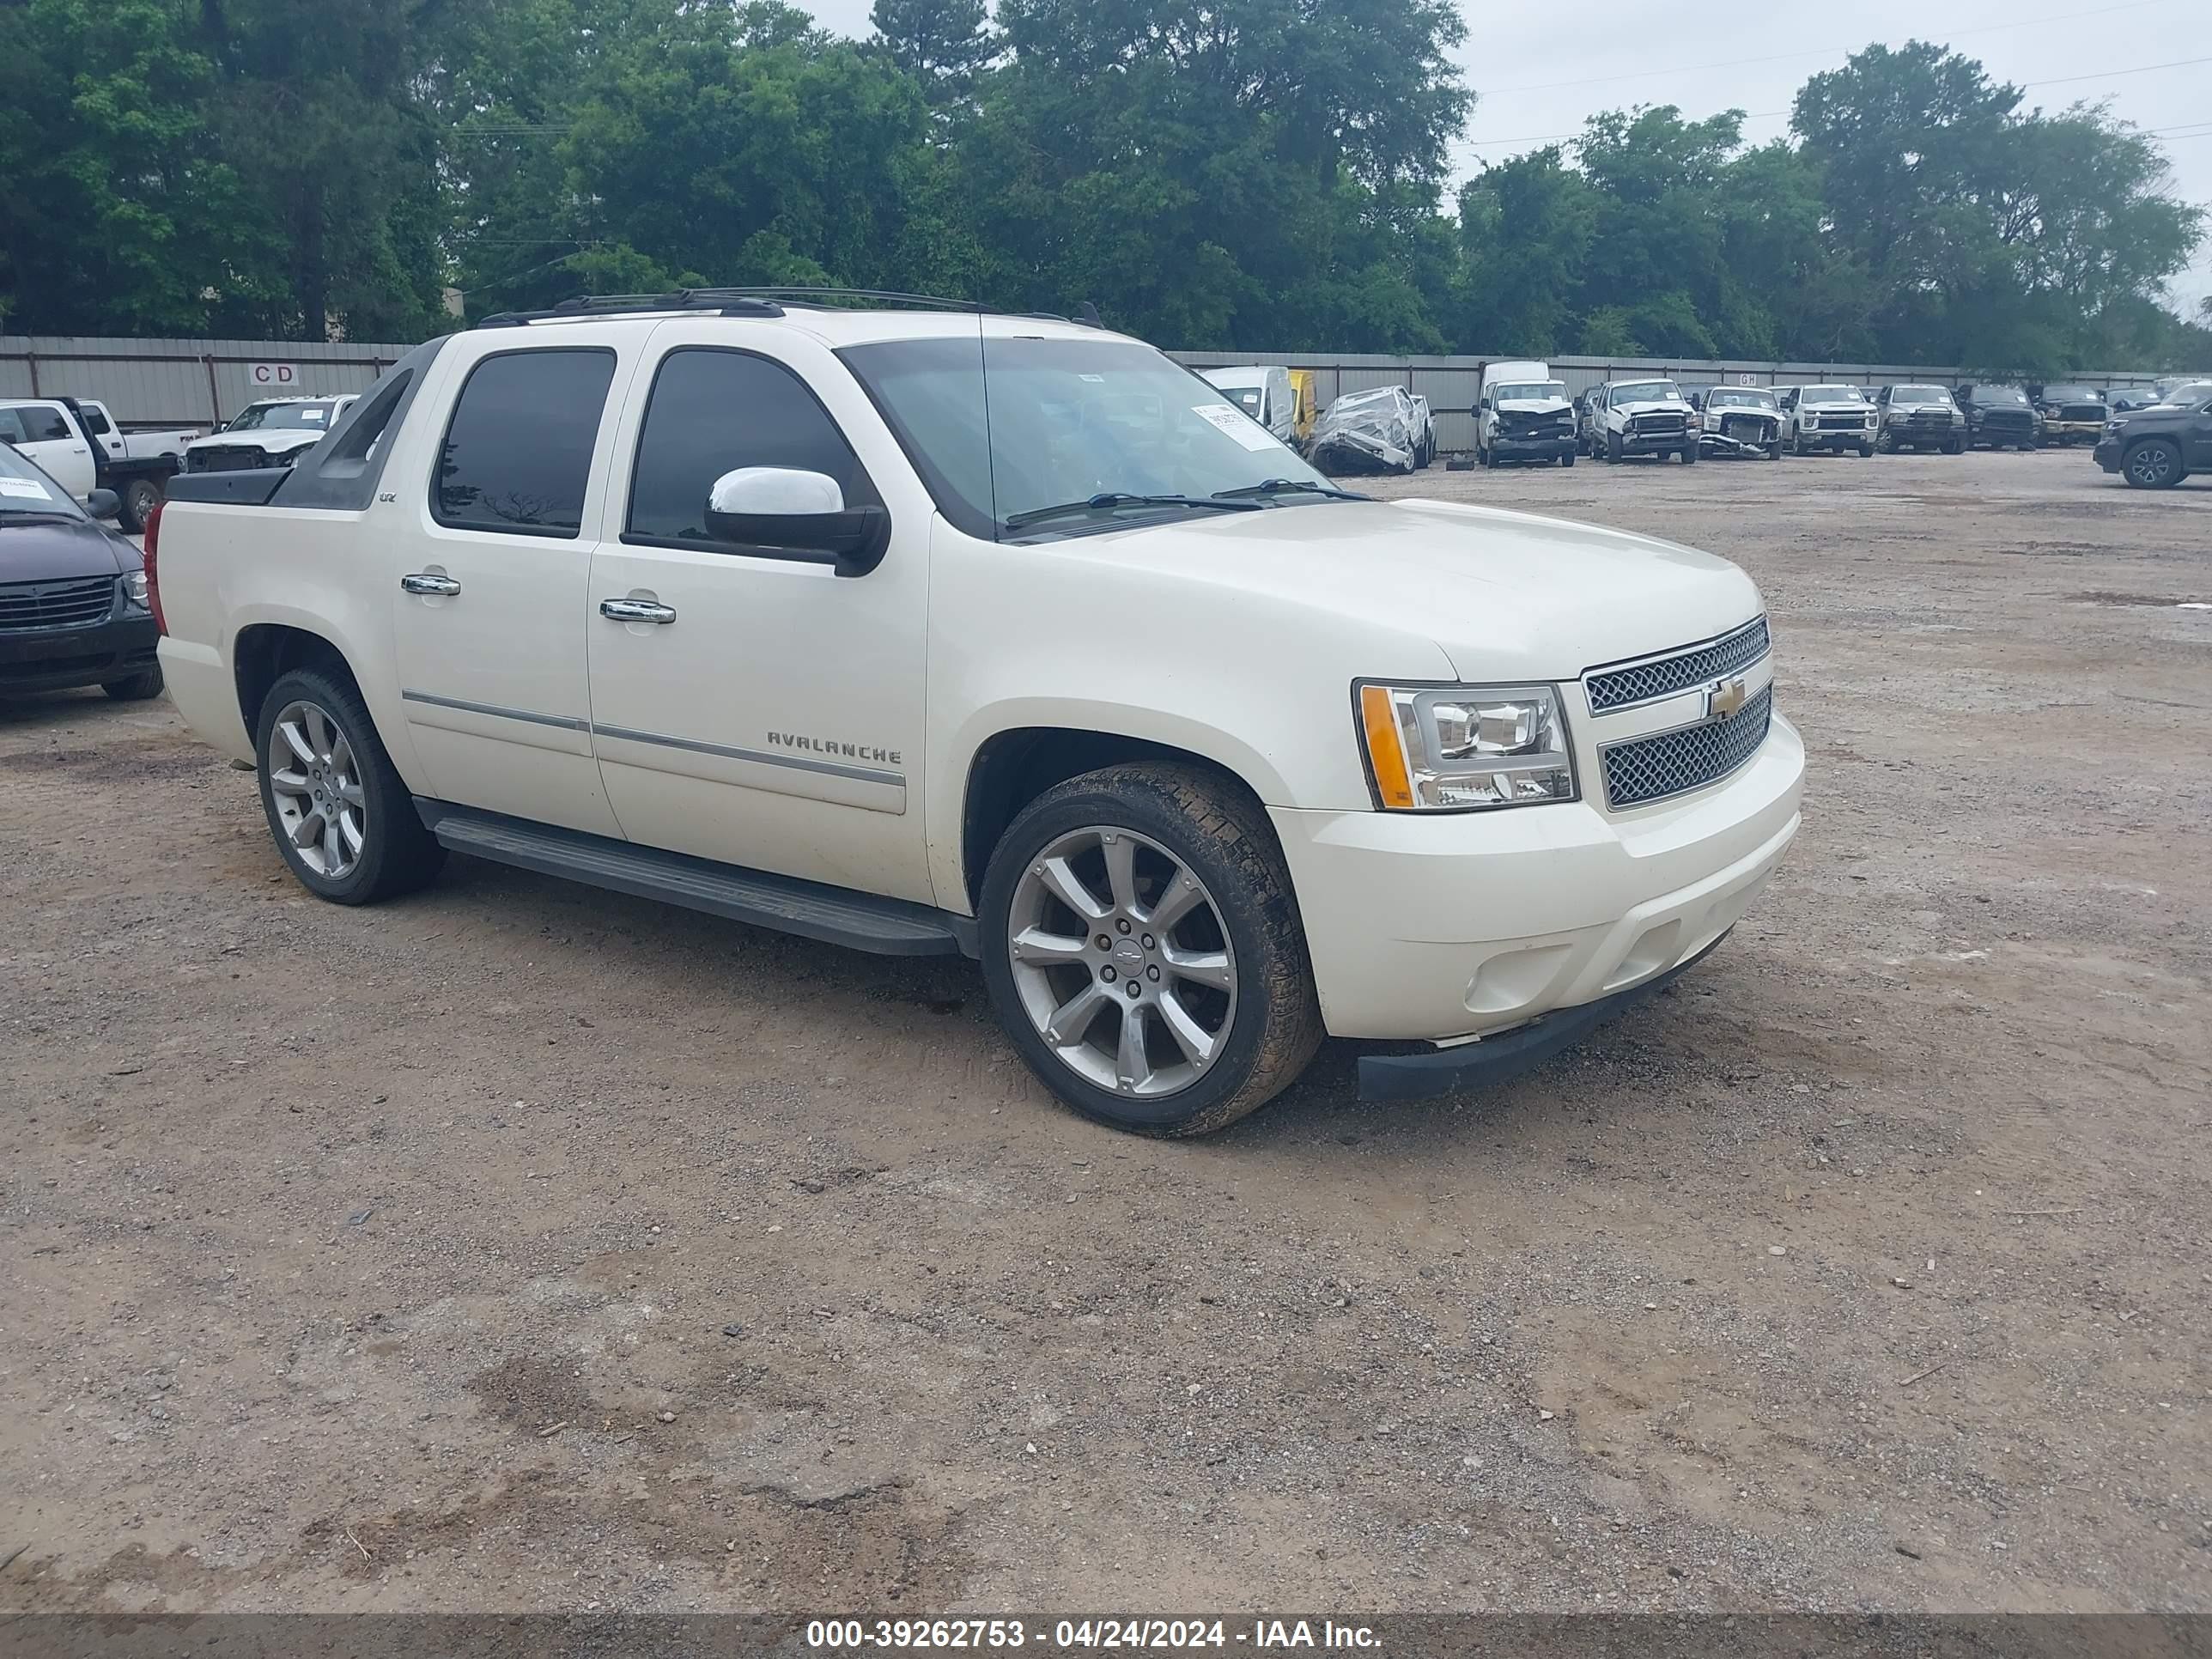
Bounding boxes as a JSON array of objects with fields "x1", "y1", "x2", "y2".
[
  {"x1": 0, "y1": 612, "x2": 159, "y2": 695},
  {"x1": 1614, "y1": 427, "x2": 1692, "y2": 455},
  {"x1": 2094, "y1": 438, "x2": 2124, "y2": 473},
  {"x1": 2044, "y1": 420, "x2": 2102, "y2": 444},
  {"x1": 1797, "y1": 424, "x2": 1872, "y2": 448},
  {"x1": 1270, "y1": 713, "x2": 1804, "y2": 1054},
  {"x1": 1492, "y1": 433, "x2": 1576, "y2": 461}
]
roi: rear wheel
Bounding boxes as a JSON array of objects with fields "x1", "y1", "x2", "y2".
[
  {"x1": 255, "y1": 666, "x2": 445, "y2": 904},
  {"x1": 2123, "y1": 438, "x2": 2183, "y2": 489},
  {"x1": 116, "y1": 477, "x2": 162, "y2": 535},
  {"x1": 979, "y1": 763, "x2": 1322, "y2": 1137}
]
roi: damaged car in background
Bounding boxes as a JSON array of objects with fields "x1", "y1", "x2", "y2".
[
  {"x1": 1580, "y1": 378, "x2": 1698, "y2": 465},
  {"x1": 1686, "y1": 386, "x2": 1782, "y2": 459},
  {"x1": 1474, "y1": 361, "x2": 1576, "y2": 468},
  {"x1": 1310, "y1": 386, "x2": 1422, "y2": 474}
]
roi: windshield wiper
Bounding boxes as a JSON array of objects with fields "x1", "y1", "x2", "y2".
[
  {"x1": 1004, "y1": 492, "x2": 1267, "y2": 531},
  {"x1": 0, "y1": 509, "x2": 81, "y2": 526},
  {"x1": 1212, "y1": 477, "x2": 1369, "y2": 502}
]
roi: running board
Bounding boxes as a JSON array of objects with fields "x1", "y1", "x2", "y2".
[{"x1": 415, "y1": 801, "x2": 977, "y2": 958}]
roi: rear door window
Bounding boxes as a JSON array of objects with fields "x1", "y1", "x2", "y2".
[{"x1": 432, "y1": 349, "x2": 617, "y2": 538}]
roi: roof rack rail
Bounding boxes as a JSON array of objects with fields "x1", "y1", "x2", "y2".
[
  {"x1": 475, "y1": 291, "x2": 789, "y2": 328},
  {"x1": 473, "y1": 286, "x2": 1109, "y2": 329}
]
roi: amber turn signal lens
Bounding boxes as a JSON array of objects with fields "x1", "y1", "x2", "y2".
[{"x1": 1359, "y1": 684, "x2": 1413, "y2": 809}]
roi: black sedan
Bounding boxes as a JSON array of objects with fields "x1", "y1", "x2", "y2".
[{"x1": 0, "y1": 442, "x2": 162, "y2": 702}]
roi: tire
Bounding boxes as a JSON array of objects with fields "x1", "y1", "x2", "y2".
[
  {"x1": 254, "y1": 665, "x2": 445, "y2": 905},
  {"x1": 978, "y1": 763, "x2": 1324, "y2": 1137},
  {"x1": 101, "y1": 665, "x2": 164, "y2": 701},
  {"x1": 1607, "y1": 431, "x2": 1624, "y2": 464},
  {"x1": 1875, "y1": 428, "x2": 1896, "y2": 454},
  {"x1": 1559, "y1": 451, "x2": 1574, "y2": 468},
  {"x1": 2122, "y1": 438, "x2": 2183, "y2": 489},
  {"x1": 1792, "y1": 429, "x2": 1808, "y2": 457},
  {"x1": 1943, "y1": 437, "x2": 1965, "y2": 455},
  {"x1": 1857, "y1": 443, "x2": 1874, "y2": 458},
  {"x1": 1480, "y1": 442, "x2": 1495, "y2": 468},
  {"x1": 116, "y1": 477, "x2": 162, "y2": 535},
  {"x1": 1765, "y1": 441, "x2": 1782, "y2": 461},
  {"x1": 1679, "y1": 442, "x2": 1697, "y2": 465}
]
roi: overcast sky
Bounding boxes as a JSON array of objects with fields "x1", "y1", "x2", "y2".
[{"x1": 792, "y1": 0, "x2": 2212, "y2": 315}]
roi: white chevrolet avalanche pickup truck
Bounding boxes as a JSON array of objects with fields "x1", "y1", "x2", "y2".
[{"x1": 149, "y1": 291, "x2": 1804, "y2": 1137}]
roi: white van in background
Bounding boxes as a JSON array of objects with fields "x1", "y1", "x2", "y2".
[
  {"x1": 1475, "y1": 360, "x2": 1577, "y2": 467},
  {"x1": 1200, "y1": 365, "x2": 1298, "y2": 447}
]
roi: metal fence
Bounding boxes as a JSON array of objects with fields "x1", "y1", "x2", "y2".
[
  {"x1": 1171, "y1": 352, "x2": 2172, "y2": 455},
  {"x1": 2, "y1": 332, "x2": 2177, "y2": 453},
  {"x1": 0, "y1": 336, "x2": 413, "y2": 428}
]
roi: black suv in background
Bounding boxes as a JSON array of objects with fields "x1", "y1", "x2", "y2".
[
  {"x1": 1954, "y1": 385, "x2": 2042, "y2": 450},
  {"x1": 2094, "y1": 380, "x2": 2212, "y2": 489},
  {"x1": 0, "y1": 443, "x2": 162, "y2": 702}
]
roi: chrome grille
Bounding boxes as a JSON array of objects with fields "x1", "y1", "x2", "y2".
[
  {"x1": 0, "y1": 574, "x2": 117, "y2": 632},
  {"x1": 1585, "y1": 617, "x2": 1770, "y2": 714},
  {"x1": 1602, "y1": 685, "x2": 1774, "y2": 810},
  {"x1": 1632, "y1": 415, "x2": 1686, "y2": 434}
]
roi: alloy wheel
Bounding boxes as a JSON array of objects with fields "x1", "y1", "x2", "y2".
[
  {"x1": 266, "y1": 699, "x2": 368, "y2": 879},
  {"x1": 1005, "y1": 826, "x2": 1237, "y2": 1099},
  {"x1": 2127, "y1": 444, "x2": 2176, "y2": 486}
]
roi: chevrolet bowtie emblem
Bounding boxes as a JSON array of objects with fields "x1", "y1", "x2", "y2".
[{"x1": 1708, "y1": 676, "x2": 1748, "y2": 720}]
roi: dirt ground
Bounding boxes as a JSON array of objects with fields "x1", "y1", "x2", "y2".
[{"x1": 2, "y1": 446, "x2": 2207, "y2": 1615}]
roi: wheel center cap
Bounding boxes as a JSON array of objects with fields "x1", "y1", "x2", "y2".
[{"x1": 1113, "y1": 938, "x2": 1145, "y2": 969}]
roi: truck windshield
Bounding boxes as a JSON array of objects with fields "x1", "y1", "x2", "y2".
[
  {"x1": 1496, "y1": 382, "x2": 1567, "y2": 402},
  {"x1": 1802, "y1": 386, "x2": 1857, "y2": 403},
  {"x1": 1892, "y1": 386, "x2": 1950, "y2": 404},
  {"x1": 1611, "y1": 380, "x2": 1680, "y2": 404},
  {"x1": 1212, "y1": 385, "x2": 1264, "y2": 414},
  {"x1": 1707, "y1": 390, "x2": 1776, "y2": 408},
  {"x1": 842, "y1": 336, "x2": 1336, "y2": 542},
  {"x1": 0, "y1": 443, "x2": 88, "y2": 518},
  {"x1": 1980, "y1": 387, "x2": 2031, "y2": 404},
  {"x1": 226, "y1": 400, "x2": 343, "y2": 432}
]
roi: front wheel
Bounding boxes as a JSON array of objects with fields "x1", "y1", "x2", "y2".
[
  {"x1": 1607, "y1": 431, "x2": 1624, "y2": 464},
  {"x1": 1559, "y1": 451, "x2": 1574, "y2": 468},
  {"x1": 979, "y1": 763, "x2": 1323, "y2": 1136},
  {"x1": 1857, "y1": 442, "x2": 1874, "y2": 458},
  {"x1": 1679, "y1": 442, "x2": 1697, "y2": 465},
  {"x1": 1765, "y1": 441, "x2": 1782, "y2": 461},
  {"x1": 2123, "y1": 438, "x2": 2183, "y2": 489},
  {"x1": 255, "y1": 666, "x2": 446, "y2": 904},
  {"x1": 102, "y1": 665, "x2": 164, "y2": 701}
]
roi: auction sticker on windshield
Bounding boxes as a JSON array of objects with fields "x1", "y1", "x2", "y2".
[
  {"x1": 1192, "y1": 402, "x2": 1279, "y2": 451},
  {"x1": 0, "y1": 477, "x2": 57, "y2": 499}
]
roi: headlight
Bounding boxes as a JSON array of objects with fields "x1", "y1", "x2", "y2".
[
  {"x1": 1358, "y1": 683, "x2": 1577, "y2": 811},
  {"x1": 2106, "y1": 418, "x2": 2128, "y2": 432},
  {"x1": 1863, "y1": 413, "x2": 1876, "y2": 426},
  {"x1": 120, "y1": 571, "x2": 149, "y2": 609}
]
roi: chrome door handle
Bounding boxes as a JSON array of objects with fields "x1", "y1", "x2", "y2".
[
  {"x1": 599, "y1": 598, "x2": 676, "y2": 624},
  {"x1": 400, "y1": 573, "x2": 462, "y2": 596}
]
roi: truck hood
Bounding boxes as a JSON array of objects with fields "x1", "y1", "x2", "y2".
[
  {"x1": 1497, "y1": 397, "x2": 1573, "y2": 416},
  {"x1": 1609, "y1": 398, "x2": 1692, "y2": 419},
  {"x1": 1799, "y1": 398, "x2": 1871, "y2": 412},
  {"x1": 1065, "y1": 499, "x2": 1762, "y2": 682},
  {"x1": 186, "y1": 428, "x2": 327, "y2": 455},
  {"x1": 0, "y1": 514, "x2": 137, "y2": 581}
]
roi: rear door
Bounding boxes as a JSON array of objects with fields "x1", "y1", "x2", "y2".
[
  {"x1": 583, "y1": 322, "x2": 933, "y2": 902},
  {"x1": 3, "y1": 404, "x2": 95, "y2": 500},
  {"x1": 387, "y1": 329, "x2": 644, "y2": 836}
]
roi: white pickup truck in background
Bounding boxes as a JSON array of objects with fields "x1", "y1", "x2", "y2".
[
  {"x1": 63, "y1": 399, "x2": 203, "y2": 464},
  {"x1": 179, "y1": 395, "x2": 359, "y2": 474},
  {"x1": 149, "y1": 289, "x2": 1803, "y2": 1137},
  {"x1": 0, "y1": 396, "x2": 183, "y2": 531}
]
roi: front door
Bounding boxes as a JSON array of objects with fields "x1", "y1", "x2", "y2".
[
  {"x1": 3, "y1": 404, "x2": 95, "y2": 501},
  {"x1": 2185, "y1": 397, "x2": 2212, "y2": 470},
  {"x1": 584, "y1": 324, "x2": 933, "y2": 903},
  {"x1": 388, "y1": 332, "x2": 644, "y2": 837}
]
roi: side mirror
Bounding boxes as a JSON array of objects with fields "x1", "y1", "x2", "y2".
[
  {"x1": 702, "y1": 467, "x2": 890, "y2": 577},
  {"x1": 86, "y1": 488, "x2": 121, "y2": 521}
]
